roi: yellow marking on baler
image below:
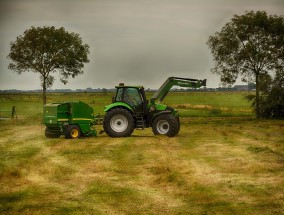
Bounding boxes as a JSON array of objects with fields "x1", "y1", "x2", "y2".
[
  {"x1": 57, "y1": 119, "x2": 69, "y2": 122},
  {"x1": 72, "y1": 118, "x2": 93, "y2": 121},
  {"x1": 57, "y1": 118, "x2": 93, "y2": 122}
]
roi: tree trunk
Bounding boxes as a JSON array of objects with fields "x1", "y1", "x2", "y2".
[
  {"x1": 42, "y1": 76, "x2": 47, "y2": 105},
  {"x1": 255, "y1": 72, "x2": 260, "y2": 118}
]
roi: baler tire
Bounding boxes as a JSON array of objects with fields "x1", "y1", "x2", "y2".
[
  {"x1": 152, "y1": 114, "x2": 179, "y2": 137},
  {"x1": 65, "y1": 125, "x2": 81, "y2": 139},
  {"x1": 103, "y1": 108, "x2": 134, "y2": 137},
  {"x1": 45, "y1": 128, "x2": 60, "y2": 138}
]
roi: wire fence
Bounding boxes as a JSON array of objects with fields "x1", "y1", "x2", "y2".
[{"x1": 0, "y1": 106, "x2": 17, "y2": 120}]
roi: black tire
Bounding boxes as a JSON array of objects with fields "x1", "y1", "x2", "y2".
[
  {"x1": 45, "y1": 127, "x2": 60, "y2": 138},
  {"x1": 64, "y1": 125, "x2": 81, "y2": 139},
  {"x1": 103, "y1": 108, "x2": 135, "y2": 137},
  {"x1": 152, "y1": 114, "x2": 179, "y2": 137}
]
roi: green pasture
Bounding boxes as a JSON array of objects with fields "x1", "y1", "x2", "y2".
[
  {"x1": 0, "y1": 91, "x2": 253, "y2": 120},
  {"x1": 0, "y1": 92, "x2": 283, "y2": 214}
]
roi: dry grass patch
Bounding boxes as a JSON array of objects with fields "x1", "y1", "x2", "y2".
[{"x1": 0, "y1": 118, "x2": 283, "y2": 214}]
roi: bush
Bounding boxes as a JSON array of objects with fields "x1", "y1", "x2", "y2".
[
  {"x1": 246, "y1": 75, "x2": 284, "y2": 119},
  {"x1": 259, "y1": 87, "x2": 284, "y2": 119}
]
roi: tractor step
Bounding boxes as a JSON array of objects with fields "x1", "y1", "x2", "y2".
[{"x1": 135, "y1": 115, "x2": 145, "y2": 129}]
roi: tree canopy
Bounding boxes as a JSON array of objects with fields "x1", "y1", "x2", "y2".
[
  {"x1": 207, "y1": 11, "x2": 284, "y2": 118},
  {"x1": 7, "y1": 26, "x2": 90, "y2": 104}
]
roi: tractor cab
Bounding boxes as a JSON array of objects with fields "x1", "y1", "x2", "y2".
[{"x1": 112, "y1": 84, "x2": 148, "y2": 114}]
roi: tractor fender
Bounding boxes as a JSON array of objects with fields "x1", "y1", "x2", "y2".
[
  {"x1": 151, "y1": 110, "x2": 172, "y2": 123},
  {"x1": 104, "y1": 102, "x2": 134, "y2": 114}
]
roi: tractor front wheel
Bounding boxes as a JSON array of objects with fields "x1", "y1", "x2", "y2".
[
  {"x1": 65, "y1": 125, "x2": 82, "y2": 139},
  {"x1": 104, "y1": 108, "x2": 134, "y2": 137},
  {"x1": 152, "y1": 114, "x2": 179, "y2": 137}
]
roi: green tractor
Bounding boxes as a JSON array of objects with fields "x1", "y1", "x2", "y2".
[{"x1": 103, "y1": 77, "x2": 206, "y2": 137}]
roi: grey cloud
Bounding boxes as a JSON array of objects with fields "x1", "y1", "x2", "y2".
[{"x1": 0, "y1": 0, "x2": 283, "y2": 90}]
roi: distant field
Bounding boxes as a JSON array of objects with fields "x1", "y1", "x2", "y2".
[
  {"x1": 0, "y1": 92, "x2": 283, "y2": 214},
  {"x1": 0, "y1": 91, "x2": 253, "y2": 120}
]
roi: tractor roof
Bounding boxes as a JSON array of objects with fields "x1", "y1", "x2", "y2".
[{"x1": 115, "y1": 85, "x2": 144, "y2": 89}]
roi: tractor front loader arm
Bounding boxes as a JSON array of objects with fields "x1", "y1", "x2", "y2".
[{"x1": 150, "y1": 77, "x2": 206, "y2": 103}]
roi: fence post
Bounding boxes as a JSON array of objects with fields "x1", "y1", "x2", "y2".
[{"x1": 12, "y1": 106, "x2": 17, "y2": 119}]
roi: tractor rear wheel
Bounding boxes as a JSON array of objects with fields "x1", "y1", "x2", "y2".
[
  {"x1": 152, "y1": 114, "x2": 179, "y2": 137},
  {"x1": 104, "y1": 108, "x2": 134, "y2": 137},
  {"x1": 65, "y1": 125, "x2": 82, "y2": 139}
]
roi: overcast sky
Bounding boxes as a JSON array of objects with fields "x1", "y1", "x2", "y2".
[{"x1": 0, "y1": 0, "x2": 283, "y2": 90}]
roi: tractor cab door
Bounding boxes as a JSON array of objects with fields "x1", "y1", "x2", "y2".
[{"x1": 115, "y1": 87, "x2": 143, "y2": 113}]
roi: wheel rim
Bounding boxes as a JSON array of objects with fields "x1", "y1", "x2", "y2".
[
  {"x1": 156, "y1": 120, "x2": 169, "y2": 134},
  {"x1": 71, "y1": 128, "x2": 79, "y2": 138},
  {"x1": 110, "y1": 114, "x2": 128, "y2": 133}
]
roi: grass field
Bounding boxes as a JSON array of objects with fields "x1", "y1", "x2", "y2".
[
  {"x1": 0, "y1": 91, "x2": 253, "y2": 119},
  {"x1": 0, "y1": 92, "x2": 283, "y2": 214}
]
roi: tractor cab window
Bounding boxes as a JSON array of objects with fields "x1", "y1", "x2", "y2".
[
  {"x1": 115, "y1": 87, "x2": 143, "y2": 112},
  {"x1": 116, "y1": 88, "x2": 124, "y2": 101},
  {"x1": 124, "y1": 88, "x2": 142, "y2": 108}
]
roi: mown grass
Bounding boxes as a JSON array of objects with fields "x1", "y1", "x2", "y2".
[{"x1": 0, "y1": 92, "x2": 283, "y2": 214}]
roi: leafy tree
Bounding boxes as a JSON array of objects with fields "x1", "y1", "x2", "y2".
[
  {"x1": 207, "y1": 11, "x2": 284, "y2": 117},
  {"x1": 7, "y1": 26, "x2": 90, "y2": 104}
]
